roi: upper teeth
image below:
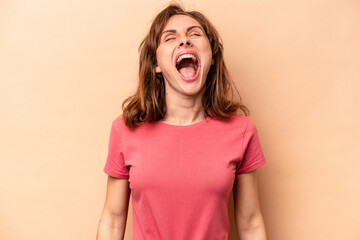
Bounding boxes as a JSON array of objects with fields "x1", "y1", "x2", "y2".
[{"x1": 176, "y1": 54, "x2": 197, "y2": 64}]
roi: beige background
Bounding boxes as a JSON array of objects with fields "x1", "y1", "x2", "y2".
[{"x1": 1, "y1": 0, "x2": 359, "y2": 239}]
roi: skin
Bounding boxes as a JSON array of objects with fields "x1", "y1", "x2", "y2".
[
  {"x1": 155, "y1": 14, "x2": 214, "y2": 125},
  {"x1": 234, "y1": 170, "x2": 267, "y2": 239},
  {"x1": 96, "y1": 176, "x2": 131, "y2": 240}
]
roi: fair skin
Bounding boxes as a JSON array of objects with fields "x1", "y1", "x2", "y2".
[
  {"x1": 97, "y1": 14, "x2": 266, "y2": 240},
  {"x1": 234, "y1": 169, "x2": 267, "y2": 239},
  {"x1": 155, "y1": 14, "x2": 213, "y2": 125},
  {"x1": 96, "y1": 176, "x2": 130, "y2": 240}
]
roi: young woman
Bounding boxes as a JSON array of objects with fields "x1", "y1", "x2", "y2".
[{"x1": 97, "y1": 3, "x2": 267, "y2": 240}]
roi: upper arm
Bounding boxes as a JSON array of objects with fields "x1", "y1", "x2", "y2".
[
  {"x1": 233, "y1": 169, "x2": 262, "y2": 226},
  {"x1": 102, "y1": 175, "x2": 131, "y2": 216}
]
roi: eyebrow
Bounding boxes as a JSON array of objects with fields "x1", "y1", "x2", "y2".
[{"x1": 160, "y1": 25, "x2": 204, "y2": 39}]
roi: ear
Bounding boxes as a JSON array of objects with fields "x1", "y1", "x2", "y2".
[{"x1": 155, "y1": 63, "x2": 162, "y2": 73}]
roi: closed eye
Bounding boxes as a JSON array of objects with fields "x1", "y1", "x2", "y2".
[
  {"x1": 165, "y1": 37, "x2": 175, "y2": 42},
  {"x1": 164, "y1": 33, "x2": 200, "y2": 42}
]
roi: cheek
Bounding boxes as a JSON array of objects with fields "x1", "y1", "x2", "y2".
[
  {"x1": 199, "y1": 40, "x2": 212, "y2": 58},
  {"x1": 156, "y1": 47, "x2": 172, "y2": 66},
  {"x1": 155, "y1": 48, "x2": 162, "y2": 63}
]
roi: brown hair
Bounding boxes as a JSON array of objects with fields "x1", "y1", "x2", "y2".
[{"x1": 121, "y1": 2, "x2": 249, "y2": 129}]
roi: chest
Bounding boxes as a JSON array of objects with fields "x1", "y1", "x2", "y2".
[{"x1": 123, "y1": 128, "x2": 242, "y2": 198}]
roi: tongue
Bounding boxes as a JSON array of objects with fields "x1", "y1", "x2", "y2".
[{"x1": 179, "y1": 66, "x2": 196, "y2": 78}]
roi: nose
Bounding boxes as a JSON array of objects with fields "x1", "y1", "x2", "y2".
[{"x1": 178, "y1": 37, "x2": 192, "y2": 47}]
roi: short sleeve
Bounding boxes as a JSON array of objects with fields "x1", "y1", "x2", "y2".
[
  {"x1": 236, "y1": 117, "x2": 266, "y2": 174},
  {"x1": 103, "y1": 119, "x2": 129, "y2": 179}
]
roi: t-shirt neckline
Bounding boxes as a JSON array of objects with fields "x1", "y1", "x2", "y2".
[{"x1": 156, "y1": 116, "x2": 211, "y2": 128}]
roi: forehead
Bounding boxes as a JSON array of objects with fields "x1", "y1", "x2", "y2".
[{"x1": 163, "y1": 14, "x2": 202, "y2": 31}]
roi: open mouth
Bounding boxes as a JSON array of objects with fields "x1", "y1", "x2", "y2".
[{"x1": 175, "y1": 53, "x2": 200, "y2": 80}]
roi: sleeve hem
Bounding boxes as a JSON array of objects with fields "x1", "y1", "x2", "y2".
[
  {"x1": 236, "y1": 157, "x2": 266, "y2": 175},
  {"x1": 104, "y1": 167, "x2": 129, "y2": 179}
]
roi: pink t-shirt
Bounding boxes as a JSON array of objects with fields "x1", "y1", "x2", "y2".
[{"x1": 103, "y1": 114, "x2": 266, "y2": 240}]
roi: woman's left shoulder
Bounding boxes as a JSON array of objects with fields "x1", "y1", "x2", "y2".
[
  {"x1": 230, "y1": 114, "x2": 260, "y2": 130},
  {"x1": 230, "y1": 113, "x2": 251, "y2": 122}
]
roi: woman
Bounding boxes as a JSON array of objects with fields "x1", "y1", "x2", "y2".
[{"x1": 97, "y1": 3, "x2": 267, "y2": 240}]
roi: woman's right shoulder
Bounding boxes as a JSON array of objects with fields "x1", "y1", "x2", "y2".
[
  {"x1": 111, "y1": 114, "x2": 126, "y2": 132},
  {"x1": 113, "y1": 114, "x2": 124, "y2": 123}
]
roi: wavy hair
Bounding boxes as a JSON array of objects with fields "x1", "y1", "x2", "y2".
[{"x1": 121, "y1": 2, "x2": 249, "y2": 129}]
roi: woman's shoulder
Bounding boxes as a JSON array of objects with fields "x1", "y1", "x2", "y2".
[
  {"x1": 111, "y1": 114, "x2": 150, "y2": 132},
  {"x1": 113, "y1": 114, "x2": 124, "y2": 123},
  {"x1": 215, "y1": 113, "x2": 251, "y2": 124},
  {"x1": 230, "y1": 114, "x2": 260, "y2": 134},
  {"x1": 110, "y1": 114, "x2": 127, "y2": 133},
  {"x1": 231, "y1": 113, "x2": 249, "y2": 121},
  {"x1": 207, "y1": 113, "x2": 251, "y2": 130}
]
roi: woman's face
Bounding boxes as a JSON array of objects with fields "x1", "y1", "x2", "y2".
[{"x1": 156, "y1": 14, "x2": 213, "y2": 96}]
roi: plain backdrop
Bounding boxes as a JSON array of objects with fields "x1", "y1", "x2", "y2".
[{"x1": 1, "y1": 0, "x2": 359, "y2": 239}]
